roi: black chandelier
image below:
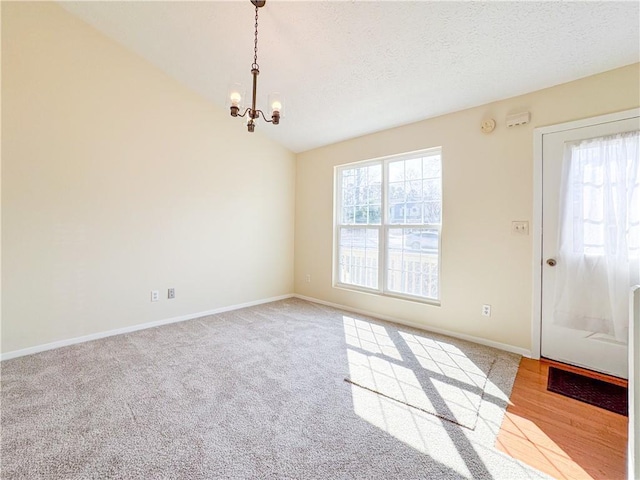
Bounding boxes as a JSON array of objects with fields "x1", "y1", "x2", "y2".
[{"x1": 228, "y1": 0, "x2": 282, "y2": 133}]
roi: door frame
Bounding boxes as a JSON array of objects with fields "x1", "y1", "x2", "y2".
[
  {"x1": 631, "y1": 286, "x2": 640, "y2": 480},
  {"x1": 530, "y1": 107, "x2": 640, "y2": 361}
]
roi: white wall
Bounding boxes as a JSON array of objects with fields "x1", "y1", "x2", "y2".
[
  {"x1": 295, "y1": 64, "x2": 640, "y2": 353},
  {"x1": 1, "y1": 2, "x2": 295, "y2": 355}
]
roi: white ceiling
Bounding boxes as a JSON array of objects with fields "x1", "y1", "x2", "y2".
[{"x1": 60, "y1": 1, "x2": 639, "y2": 153}]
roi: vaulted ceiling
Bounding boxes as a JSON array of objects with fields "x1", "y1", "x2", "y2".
[{"x1": 60, "y1": 1, "x2": 639, "y2": 153}]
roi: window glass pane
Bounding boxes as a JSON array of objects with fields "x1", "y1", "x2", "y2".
[
  {"x1": 342, "y1": 207, "x2": 355, "y2": 224},
  {"x1": 423, "y1": 202, "x2": 441, "y2": 224},
  {"x1": 405, "y1": 158, "x2": 421, "y2": 179},
  {"x1": 338, "y1": 227, "x2": 379, "y2": 289},
  {"x1": 388, "y1": 156, "x2": 442, "y2": 226},
  {"x1": 368, "y1": 164, "x2": 382, "y2": 184},
  {"x1": 387, "y1": 228, "x2": 439, "y2": 300},
  {"x1": 423, "y1": 179, "x2": 441, "y2": 202},
  {"x1": 367, "y1": 185, "x2": 381, "y2": 204},
  {"x1": 388, "y1": 228, "x2": 404, "y2": 251},
  {"x1": 408, "y1": 180, "x2": 422, "y2": 197},
  {"x1": 389, "y1": 181, "x2": 404, "y2": 202},
  {"x1": 342, "y1": 170, "x2": 356, "y2": 201},
  {"x1": 368, "y1": 205, "x2": 381, "y2": 224},
  {"x1": 339, "y1": 164, "x2": 381, "y2": 225},
  {"x1": 355, "y1": 205, "x2": 368, "y2": 224},
  {"x1": 423, "y1": 155, "x2": 441, "y2": 178},
  {"x1": 389, "y1": 161, "x2": 404, "y2": 182}
]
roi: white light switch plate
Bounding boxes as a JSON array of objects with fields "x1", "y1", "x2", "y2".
[{"x1": 512, "y1": 221, "x2": 529, "y2": 235}]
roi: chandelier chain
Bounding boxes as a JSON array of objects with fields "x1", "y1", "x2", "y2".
[{"x1": 252, "y1": 5, "x2": 259, "y2": 70}]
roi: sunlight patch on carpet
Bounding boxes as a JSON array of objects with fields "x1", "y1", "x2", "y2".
[
  {"x1": 350, "y1": 383, "x2": 473, "y2": 479},
  {"x1": 343, "y1": 316, "x2": 402, "y2": 360},
  {"x1": 344, "y1": 317, "x2": 496, "y2": 430}
]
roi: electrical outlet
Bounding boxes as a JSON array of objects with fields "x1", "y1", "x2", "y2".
[
  {"x1": 168, "y1": 288, "x2": 175, "y2": 299},
  {"x1": 151, "y1": 290, "x2": 159, "y2": 302},
  {"x1": 482, "y1": 304, "x2": 491, "y2": 317},
  {"x1": 305, "y1": 274, "x2": 311, "y2": 283}
]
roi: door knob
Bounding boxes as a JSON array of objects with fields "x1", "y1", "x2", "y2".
[{"x1": 546, "y1": 258, "x2": 557, "y2": 267}]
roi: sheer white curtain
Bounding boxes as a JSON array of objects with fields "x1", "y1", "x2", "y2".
[{"x1": 553, "y1": 131, "x2": 640, "y2": 342}]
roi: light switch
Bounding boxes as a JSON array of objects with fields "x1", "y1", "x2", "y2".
[{"x1": 512, "y1": 221, "x2": 529, "y2": 235}]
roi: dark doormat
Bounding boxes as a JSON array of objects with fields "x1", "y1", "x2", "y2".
[{"x1": 547, "y1": 366, "x2": 628, "y2": 416}]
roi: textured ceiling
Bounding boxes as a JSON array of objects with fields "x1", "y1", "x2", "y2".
[{"x1": 60, "y1": 1, "x2": 639, "y2": 153}]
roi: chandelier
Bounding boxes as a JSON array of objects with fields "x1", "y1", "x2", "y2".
[{"x1": 228, "y1": 0, "x2": 282, "y2": 133}]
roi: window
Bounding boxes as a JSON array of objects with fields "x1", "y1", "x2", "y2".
[
  {"x1": 564, "y1": 132, "x2": 640, "y2": 256},
  {"x1": 335, "y1": 148, "x2": 442, "y2": 303}
]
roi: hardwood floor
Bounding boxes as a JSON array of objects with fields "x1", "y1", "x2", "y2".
[{"x1": 496, "y1": 358, "x2": 628, "y2": 480}]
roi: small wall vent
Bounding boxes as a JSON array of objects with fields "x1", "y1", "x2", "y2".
[{"x1": 506, "y1": 111, "x2": 531, "y2": 128}]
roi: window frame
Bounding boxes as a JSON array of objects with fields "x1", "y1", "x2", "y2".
[{"x1": 333, "y1": 147, "x2": 442, "y2": 305}]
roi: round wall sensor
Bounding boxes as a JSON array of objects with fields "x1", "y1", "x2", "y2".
[{"x1": 481, "y1": 118, "x2": 496, "y2": 133}]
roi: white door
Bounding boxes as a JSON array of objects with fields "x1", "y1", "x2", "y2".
[{"x1": 541, "y1": 115, "x2": 639, "y2": 379}]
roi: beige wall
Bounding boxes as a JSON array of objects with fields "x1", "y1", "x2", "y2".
[
  {"x1": 2, "y1": 2, "x2": 638, "y2": 358},
  {"x1": 295, "y1": 63, "x2": 640, "y2": 353},
  {"x1": 1, "y1": 2, "x2": 295, "y2": 354}
]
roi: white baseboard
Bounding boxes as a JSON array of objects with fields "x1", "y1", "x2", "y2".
[
  {"x1": 294, "y1": 294, "x2": 532, "y2": 358},
  {"x1": 0, "y1": 294, "x2": 294, "y2": 361},
  {"x1": 2, "y1": 292, "x2": 531, "y2": 361}
]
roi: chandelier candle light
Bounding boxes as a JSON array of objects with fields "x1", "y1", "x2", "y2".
[{"x1": 228, "y1": 0, "x2": 282, "y2": 133}]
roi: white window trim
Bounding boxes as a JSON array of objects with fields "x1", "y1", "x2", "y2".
[{"x1": 333, "y1": 147, "x2": 442, "y2": 305}]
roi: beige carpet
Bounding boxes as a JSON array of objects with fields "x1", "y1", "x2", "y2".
[
  {"x1": 1, "y1": 298, "x2": 550, "y2": 479},
  {"x1": 343, "y1": 314, "x2": 497, "y2": 430}
]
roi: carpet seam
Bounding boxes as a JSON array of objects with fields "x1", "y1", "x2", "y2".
[{"x1": 343, "y1": 377, "x2": 478, "y2": 431}]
